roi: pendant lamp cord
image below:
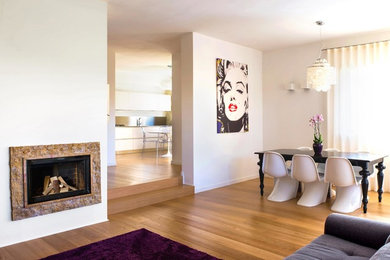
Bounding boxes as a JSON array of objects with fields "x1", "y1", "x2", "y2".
[{"x1": 317, "y1": 21, "x2": 324, "y2": 59}]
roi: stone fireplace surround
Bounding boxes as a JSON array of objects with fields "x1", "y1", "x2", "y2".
[{"x1": 9, "y1": 142, "x2": 101, "y2": 221}]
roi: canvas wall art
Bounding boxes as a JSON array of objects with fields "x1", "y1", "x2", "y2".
[{"x1": 216, "y1": 58, "x2": 249, "y2": 133}]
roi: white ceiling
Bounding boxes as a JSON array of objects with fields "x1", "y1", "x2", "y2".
[{"x1": 108, "y1": 0, "x2": 390, "y2": 67}]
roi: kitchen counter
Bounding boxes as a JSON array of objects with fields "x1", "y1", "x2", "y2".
[{"x1": 115, "y1": 125, "x2": 172, "y2": 153}]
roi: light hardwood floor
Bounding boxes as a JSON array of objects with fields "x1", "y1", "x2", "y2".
[
  {"x1": 108, "y1": 152, "x2": 181, "y2": 189},
  {"x1": 2, "y1": 178, "x2": 390, "y2": 259}
]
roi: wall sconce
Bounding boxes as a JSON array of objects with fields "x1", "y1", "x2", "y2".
[{"x1": 287, "y1": 82, "x2": 295, "y2": 91}]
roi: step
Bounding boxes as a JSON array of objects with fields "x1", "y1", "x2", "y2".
[
  {"x1": 108, "y1": 176, "x2": 183, "y2": 200},
  {"x1": 108, "y1": 184, "x2": 194, "y2": 215}
]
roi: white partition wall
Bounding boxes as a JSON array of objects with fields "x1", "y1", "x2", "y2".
[
  {"x1": 180, "y1": 33, "x2": 263, "y2": 192},
  {"x1": 107, "y1": 48, "x2": 117, "y2": 166},
  {"x1": 0, "y1": 0, "x2": 108, "y2": 247},
  {"x1": 262, "y1": 43, "x2": 327, "y2": 150}
]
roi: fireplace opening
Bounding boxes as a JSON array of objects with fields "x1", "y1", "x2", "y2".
[{"x1": 26, "y1": 155, "x2": 91, "y2": 205}]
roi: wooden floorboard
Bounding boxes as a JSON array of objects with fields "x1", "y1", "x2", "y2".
[
  {"x1": 2, "y1": 177, "x2": 390, "y2": 259},
  {"x1": 108, "y1": 152, "x2": 181, "y2": 189},
  {"x1": 108, "y1": 184, "x2": 194, "y2": 214}
]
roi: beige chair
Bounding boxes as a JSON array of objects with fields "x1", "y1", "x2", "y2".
[
  {"x1": 262, "y1": 151, "x2": 299, "y2": 202},
  {"x1": 291, "y1": 154, "x2": 329, "y2": 207},
  {"x1": 156, "y1": 126, "x2": 172, "y2": 158},
  {"x1": 141, "y1": 127, "x2": 159, "y2": 155},
  {"x1": 324, "y1": 157, "x2": 362, "y2": 213}
]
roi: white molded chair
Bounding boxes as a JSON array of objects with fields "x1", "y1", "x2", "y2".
[
  {"x1": 262, "y1": 151, "x2": 299, "y2": 202},
  {"x1": 318, "y1": 148, "x2": 340, "y2": 174},
  {"x1": 324, "y1": 157, "x2": 362, "y2": 213},
  {"x1": 286, "y1": 147, "x2": 313, "y2": 170},
  {"x1": 291, "y1": 154, "x2": 329, "y2": 207}
]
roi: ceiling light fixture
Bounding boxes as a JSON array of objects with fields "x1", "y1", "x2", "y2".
[{"x1": 306, "y1": 21, "x2": 335, "y2": 92}]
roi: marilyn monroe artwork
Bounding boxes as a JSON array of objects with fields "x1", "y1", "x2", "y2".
[{"x1": 216, "y1": 58, "x2": 248, "y2": 133}]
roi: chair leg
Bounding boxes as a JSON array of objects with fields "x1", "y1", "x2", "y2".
[
  {"x1": 297, "y1": 181, "x2": 328, "y2": 207},
  {"x1": 268, "y1": 176, "x2": 299, "y2": 202},
  {"x1": 331, "y1": 185, "x2": 362, "y2": 213}
]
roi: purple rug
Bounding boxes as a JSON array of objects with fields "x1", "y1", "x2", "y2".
[{"x1": 41, "y1": 228, "x2": 219, "y2": 260}]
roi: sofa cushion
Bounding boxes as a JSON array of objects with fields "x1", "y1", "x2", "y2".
[
  {"x1": 325, "y1": 213, "x2": 390, "y2": 250},
  {"x1": 369, "y1": 241, "x2": 390, "y2": 260},
  {"x1": 285, "y1": 234, "x2": 377, "y2": 260}
]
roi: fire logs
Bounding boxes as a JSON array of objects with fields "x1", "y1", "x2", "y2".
[
  {"x1": 52, "y1": 179, "x2": 60, "y2": 193},
  {"x1": 42, "y1": 176, "x2": 77, "y2": 195}
]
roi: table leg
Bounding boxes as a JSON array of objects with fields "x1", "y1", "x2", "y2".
[
  {"x1": 359, "y1": 165, "x2": 370, "y2": 213},
  {"x1": 257, "y1": 155, "x2": 264, "y2": 196},
  {"x1": 375, "y1": 162, "x2": 386, "y2": 202}
]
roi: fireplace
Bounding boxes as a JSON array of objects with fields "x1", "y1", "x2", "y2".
[
  {"x1": 26, "y1": 155, "x2": 91, "y2": 205},
  {"x1": 10, "y1": 142, "x2": 101, "y2": 221}
]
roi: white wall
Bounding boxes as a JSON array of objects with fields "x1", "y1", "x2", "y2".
[
  {"x1": 180, "y1": 34, "x2": 194, "y2": 185},
  {"x1": 262, "y1": 30, "x2": 390, "y2": 150},
  {"x1": 263, "y1": 44, "x2": 327, "y2": 150},
  {"x1": 0, "y1": 0, "x2": 108, "y2": 247},
  {"x1": 181, "y1": 33, "x2": 263, "y2": 192},
  {"x1": 107, "y1": 48, "x2": 116, "y2": 166}
]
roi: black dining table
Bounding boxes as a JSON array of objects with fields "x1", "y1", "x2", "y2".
[{"x1": 254, "y1": 149, "x2": 387, "y2": 213}]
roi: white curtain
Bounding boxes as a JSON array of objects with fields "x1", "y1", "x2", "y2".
[{"x1": 327, "y1": 41, "x2": 390, "y2": 191}]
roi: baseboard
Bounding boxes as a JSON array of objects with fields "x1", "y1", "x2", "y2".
[
  {"x1": 0, "y1": 217, "x2": 109, "y2": 248},
  {"x1": 195, "y1": 174, "x2": 259, "y2": 193}
]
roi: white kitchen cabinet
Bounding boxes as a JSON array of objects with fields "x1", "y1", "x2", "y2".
[
  {"x1": 116, "y1": 90, "x2": 171, "y2": 111},
  {"x1": 115, "y1": 126, "x2": 171, "y2": 152},
  {"x1": 115, "y1": 127, "x2": 138, "y2": 139}
]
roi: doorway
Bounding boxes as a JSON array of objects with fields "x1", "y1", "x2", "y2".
[{"x1": 107, "y1": 52, "x2": 180, "y2": 190}]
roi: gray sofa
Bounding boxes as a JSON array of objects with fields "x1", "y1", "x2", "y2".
[{"x1": 286, "y1": 213, "x2": 390, "y2": 259}]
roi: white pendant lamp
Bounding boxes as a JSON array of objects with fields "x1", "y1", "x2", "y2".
[{"x1": 307, "y1": 21, "x2": 335, "y2": 92}]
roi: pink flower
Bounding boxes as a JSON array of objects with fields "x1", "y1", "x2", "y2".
[
  {"x1": 310, "y1": 114, "x2": 324, "y2": 144},
  {"x1": 309, "y1": 118, "x2": 315, "y2": 127},
  {"x1": 314, "y1": 114, "x2": 324, "y2": 123}
]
